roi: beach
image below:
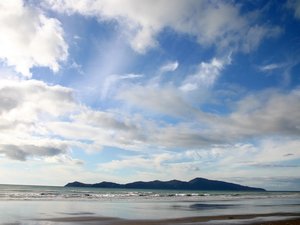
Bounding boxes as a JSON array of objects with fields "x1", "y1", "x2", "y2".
[
  {"x1": 35, "y1": 213, "x2": 300, "y2": 225},
  {"x1": 1, "y1": 185, "x2": 300, "y2": 225}
]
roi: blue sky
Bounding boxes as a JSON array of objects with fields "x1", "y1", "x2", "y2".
[{"x1": 0, "y1": 0, "x2": 300, "y2": 190}]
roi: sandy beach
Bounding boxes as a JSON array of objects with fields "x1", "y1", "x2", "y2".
[
  {"x1": 36, "y1": 212, "x2": 300, "y2": 225},
  {"x1": 1, "y1": 186, "x2": 299, "y2": 225}
]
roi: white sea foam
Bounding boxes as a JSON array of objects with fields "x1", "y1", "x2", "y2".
[{"x1": 0, "y1": 184, "x2": 300, "y2": 201}]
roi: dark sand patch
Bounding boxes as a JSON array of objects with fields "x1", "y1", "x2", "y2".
[{"x1": 34, "y1": 212, "x2": 300, "y2": 225}]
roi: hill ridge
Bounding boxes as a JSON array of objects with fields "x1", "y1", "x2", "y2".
[{"x1": 65, "y1": 177, "x2": 266, "y2": 191}]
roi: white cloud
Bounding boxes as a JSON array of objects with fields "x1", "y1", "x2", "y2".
[
  {"x1": 180, "y1": 57, "x2": 227, "y2": 92},
  {"x1": 241, "y1": 25, "x2": 282, "y2": 53},
  {"x1": 0, "y1": 142, "x2": 68, "y2": 161},
  {"x1": 225, "y1": 88, "x2": 300, "y2": 138},
  {"x1": 45, "y1": 154, "x2": 84, "y2": 165},
  {"x1": 252, "y1": 138, "x2": 300, "y2": 164},
  {"x1": 97, "y1": 151, "x2": 190, "y2": 175},
  {"x1": 115, "y1": 86, "x2": 300, "y2": 149},
  {"x1": 259, "y1": 63, "x2": 284, "y2": 72},
  {"x1": 0, "y1": 79, "x2": 75, "y2": 121},
  {"x1": 0, "y1": 0, "x2": 68, "y2": 77},
  {"x1": 45, "y1": 108, "x2": 152, "y2": 152},
  {"x1": 159, "y1": 61, "x2": 179, "y2": 73},
  {"x1": 98, "y1": 156, "x2": 154, "y2": 172},
  {"x1": 0, "y1": 78, "x2": 77, "y2": 161},
  {"x1": 45, "y1": 0, "x2": 279, "y2": 53},
  {"x1": 111, "y1": 59, "x2": 300, "y2": 147},
  {"x1": 101, "y1": 73, "x2": 142, "y2": 99},
  {"x1": 73, "y1": 109, "x2": 143, "y2": 134},
  {"x1": 0, "y1": 159, "x2": 104, "y2": 185},
  {"x1": 152, "y1": 125, "x2": 220, "y2": 148},
  {"x1": 97, "y1": 137, "x2": 300, "y2": 188},
  {"x1": 117, "y1": 85, "x2": 201, "y2": 118}
]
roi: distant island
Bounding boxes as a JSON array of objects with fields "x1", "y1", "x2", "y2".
[{"x1": 65, "y1": 177, "x2": 266, "y2": 191}]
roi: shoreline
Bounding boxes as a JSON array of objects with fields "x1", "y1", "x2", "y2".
[{"x1": 35, "y1": 212, "x2": 300, "y2": 225}]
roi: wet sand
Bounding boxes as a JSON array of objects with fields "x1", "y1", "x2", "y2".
[
  {"x1": 36, "y1": 212, "x2": 300, "y2": 225},
  {"x1": 253, "y1": 218, "x2": 300, "y2": 225}
]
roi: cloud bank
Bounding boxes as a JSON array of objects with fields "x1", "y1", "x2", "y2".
[
  {"x1": 1, "y1": 77, "x2": 299, "y2": 164},
  {"x1": 45, "y1": 0, "x2": 280, "y2": 53}
]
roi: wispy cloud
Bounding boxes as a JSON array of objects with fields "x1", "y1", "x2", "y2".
[
  {"x1": 180, "y1": 57, "x2": 228, "y2": 91},
  {"x1": 287, "y1": 0, "x2": 300, "y2": 19},
  {"x1": 159, "y1": 61, "x2": 179, "y2": 73},
  {"x1": 101, "y1": 73, "x2": 143, "y2": 99},
  {"x1": 259, "y1": 63, "x2": 285, "y2": 72}
]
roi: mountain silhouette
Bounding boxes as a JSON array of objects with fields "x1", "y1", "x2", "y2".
[{"x1": 65, "y1": 177, "x2": 265, "y2": 191}]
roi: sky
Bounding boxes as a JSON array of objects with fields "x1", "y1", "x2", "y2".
[{"x1": 0, "y1": 0, "x2": 300, "y2": 191}]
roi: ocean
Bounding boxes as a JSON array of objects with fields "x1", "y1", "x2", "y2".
[{"x1": 0, "y1": 184, "x2": 300, "y2": 224}]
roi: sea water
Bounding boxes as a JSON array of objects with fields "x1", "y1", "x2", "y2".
[{"x1": 0, "y1": 184, "x2": 300, "y2": 224}]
